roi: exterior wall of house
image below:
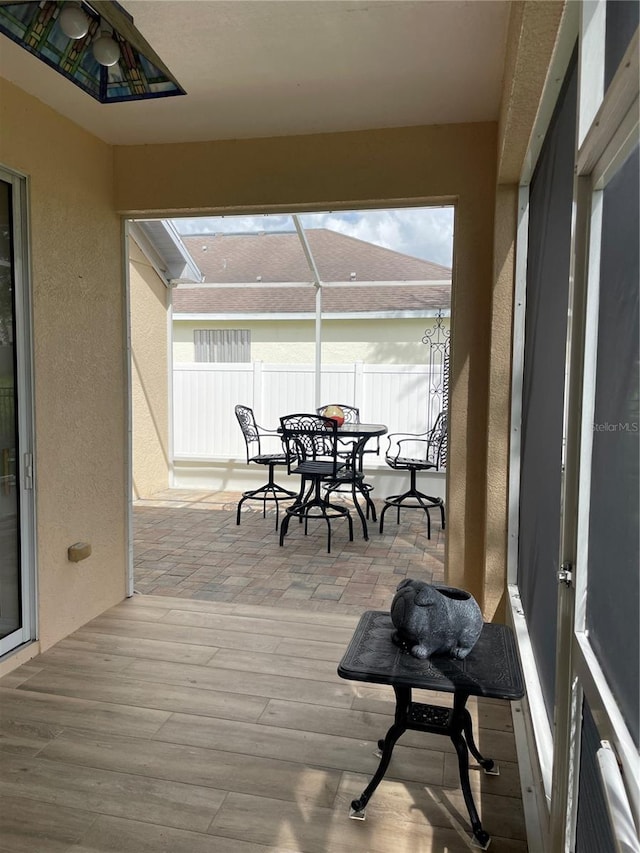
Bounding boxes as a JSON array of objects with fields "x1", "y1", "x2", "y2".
[
  {"x1": 115, "y1": 122, "x2": 496, "y2": 611},
  {"x1": 129, "y1": 237, "x2": 170, "y2": 499},
  {"x1": 172, "y1": 316, "x2": 450, "y2": 365},
  {"x1": 0, "y1": 78, "x2": 127, "y2": 662}
]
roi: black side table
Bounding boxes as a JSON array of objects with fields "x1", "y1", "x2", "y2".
[{"x1": 337, "y1": 610, "x2": 525, "y2": 850}]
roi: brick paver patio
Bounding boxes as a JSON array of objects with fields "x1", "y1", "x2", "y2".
[{"x1": 134, "y1": 489, "x2": 445, "y2": 617}]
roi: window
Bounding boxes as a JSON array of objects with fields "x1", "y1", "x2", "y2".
[{"x1": 194, "y1": 329, "x2": 250, "y2": 362}]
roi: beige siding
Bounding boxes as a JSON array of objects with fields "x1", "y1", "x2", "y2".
[{"x1": 173, "y1": 317, "x2": 450, "y2": 365}]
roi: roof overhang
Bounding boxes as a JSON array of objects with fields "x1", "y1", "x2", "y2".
[
  {"x1": 175, "y1": 280, "x2": 452, "y2": 289},
  {"x1": 130, "y1": 220, "x2": 203, "y2": 285}
]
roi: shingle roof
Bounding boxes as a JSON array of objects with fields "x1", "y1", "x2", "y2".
[
  {"x1": 181, "y1": 229, "x2": 451, "y2": 283},
  {"x1": 174, "y1": 229, "x2": 451, "y2": 315},
  {"x1": 173, "y1": 284, "x2": 450, "y2": 314}
]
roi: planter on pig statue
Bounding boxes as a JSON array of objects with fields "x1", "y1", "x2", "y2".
[{"x1": 390, "y1": 579, "x2": 483, "y2": 660}]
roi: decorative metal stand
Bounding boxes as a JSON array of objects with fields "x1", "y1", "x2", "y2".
[{"x1": 422, "y1": 310, "x2": 450, "y2": 461}]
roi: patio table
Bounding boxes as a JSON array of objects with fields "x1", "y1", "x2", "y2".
[
  {"x1": 337, "y1": 610, "x2": 525, "y2": 850},
  {"x1": 278, "y1": 421, "x2": 386, "y2": 540},
  {"x1": 327, "y1": 422, "x2": 387, "y2": 539}
]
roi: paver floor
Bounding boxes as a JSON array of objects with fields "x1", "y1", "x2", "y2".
[{"x1": 134, "y1": 489, "x2": 446, "y2": 617}]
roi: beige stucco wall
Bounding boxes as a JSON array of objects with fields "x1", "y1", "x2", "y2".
[
  {"x1": 115, "y1": 122, "x2": 496, "y2": 611},
  {"x1": 0, "y1": 78, "x2": 127, "y2": 656},
  {"x1": 484, "y1": 185, "x2": 518, "y2": 621},
  {"x1": 129, "y1": 237, "x2": 170, "y2": 499},
  {"x1": 173, "y1": 316, "x2": 450, "y2": 364}
]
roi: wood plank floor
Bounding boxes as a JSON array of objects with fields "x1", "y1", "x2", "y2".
[{"x1": 0, "y1": 595, "x2": 528, "y2": 852}]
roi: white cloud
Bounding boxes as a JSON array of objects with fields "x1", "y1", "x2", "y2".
[
  {"x1": 174, "y1": 205, "x2": 454, "y2": 267},
  {"x1": 176, "y1": 214, "x2": 291, "y2": 235}
]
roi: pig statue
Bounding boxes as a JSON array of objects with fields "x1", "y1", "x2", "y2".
[{"x1": 390, "y1": 579, "x2": 483, "y2": 660}]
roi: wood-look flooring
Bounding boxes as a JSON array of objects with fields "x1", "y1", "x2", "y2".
[{"x1": 0, "y1": 595, "x2": 528, "y2": 852}]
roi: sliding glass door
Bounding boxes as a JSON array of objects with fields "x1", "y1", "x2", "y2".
[{"x1": 0, "y1": 168, "x2": 34, "y2": 656}]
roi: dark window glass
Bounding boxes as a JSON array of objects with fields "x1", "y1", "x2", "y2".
[
  {"x1": 0, "y1": 179, "x2": 21, "y2": 640},
  {"x1": 605, "y1": 0, "x2": 639, "y2": 90}
]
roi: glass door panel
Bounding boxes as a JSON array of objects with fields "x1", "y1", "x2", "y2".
[{"x1": 0, "y1": 175, "x2": 28, "y2": 652}]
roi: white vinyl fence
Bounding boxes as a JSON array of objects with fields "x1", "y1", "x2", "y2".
[{"x1": 173, "y1": 362, "x2": 444, "y2": 464}]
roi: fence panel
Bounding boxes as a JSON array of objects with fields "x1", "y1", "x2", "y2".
[
  {"x1": 364, "y1": 365, "x2": 434, "y2": 434},
  {"x1": 319, "y1": 365, "x2": 358, "y2": 408},
  {"x1": 259, "y1": 365, "x2": 316, "y2": 427},
  {"x1": 174, "y1": 363, "x2": 253, "y2": 457},
  {"x1": 173, "y1": 362, "x2": 441, "y2": 461}
]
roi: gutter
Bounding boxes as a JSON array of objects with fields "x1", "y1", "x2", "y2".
[{"x1": 173, "y1": 309, "x2": 451, "y2": 321}]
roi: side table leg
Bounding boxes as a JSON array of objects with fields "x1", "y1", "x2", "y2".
[
  {"x1": 452, "y1": 694, "x2": 491, "y2": 850},
  {"x1": 462, "y1": 708, "x2": 499, "y2": 775},
  {"x1": 349, "y1": 685, "x2": 410, "y2": 820}
]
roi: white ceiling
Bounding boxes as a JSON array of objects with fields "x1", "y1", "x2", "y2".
[{"x1": 0, "y1": 0, "x2": 511, "y2": 146}]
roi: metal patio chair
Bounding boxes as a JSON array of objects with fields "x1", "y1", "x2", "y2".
[
  {"x1": 279, "y1": 413, "x2": 354, "y2": 553},
  {"x1": 379, "y1": 410, "x2": 447, "y2": 538},
  {"x1": 234, "y1": 404, "x2": 297, "y2": 529}
]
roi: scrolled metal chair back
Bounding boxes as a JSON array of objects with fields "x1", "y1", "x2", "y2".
[
  {"x1": 316, "y1": 403, "x2": 360, "y2": 424},
  {"x1": 235, "y1": 404, "x2": 261, "y2": 460},
  {"x1": 280, "y1": 413, "x2": 339, "y2": 469}
]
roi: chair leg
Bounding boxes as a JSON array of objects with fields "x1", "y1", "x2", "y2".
[
  {"x1": 237, "y1": 462, "x2": 297, "y2": 530},
  {"x1": 350, "y1": 481, "x2": 369, "y2": 540},
  {"x1": 280, "y1": 477, "x2": 353, "y2": 553},
  {"x1": 379, "y1": 468, "x2": 444, "y2": 537},
  {"x1": 323, "y1": 477, "x2": 375, "y2": 540}
]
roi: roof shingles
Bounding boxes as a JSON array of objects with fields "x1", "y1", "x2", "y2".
[{"x1": 175, "y1": 229, "x2": 451, "y2": 315}]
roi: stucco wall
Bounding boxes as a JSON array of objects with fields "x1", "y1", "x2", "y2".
[
  {"x1": 115, "y1": 122, "x2": 497, "y2": 610},
  {"x1": 129, "y1": 237, "x2": 170, "y2": 499},
  {"x1": 484, "y1": 185, "x2": 518, "y2": 621},
  {"x1": 0, "y1": 79, "x2": 126, "y2": 653},
  {"x1": 173, "y1": 316, "x2": 450, "y2": 364}
]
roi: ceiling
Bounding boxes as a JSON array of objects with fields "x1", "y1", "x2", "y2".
[{"x1": 0, "y1": 0, "x2": 511, "y2": 146}]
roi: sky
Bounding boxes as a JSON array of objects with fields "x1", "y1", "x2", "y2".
[{"x1": 173, "y1": 205, "x2": 455, "y2": 268}]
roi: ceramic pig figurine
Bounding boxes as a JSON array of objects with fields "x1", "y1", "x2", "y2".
[{"x1": 390, "y1": 579, "x2": 483, "y2": 660}]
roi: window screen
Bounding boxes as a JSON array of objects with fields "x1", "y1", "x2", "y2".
[
  {"x1": 517, "y1": 47, "x2": 577, "y2": 723},
  {"x1": 575, "y1": 699, "x2": 617, "y2": 853},
  {"x1": 586, "y1": 145, "x2": 639, "y2": 747},
  {"x1": 194, "y1": 329, "x2": 250, "y2": 362},
  {"x1": 605, "y1": 0, "x2": 639, "y2": 90}
]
